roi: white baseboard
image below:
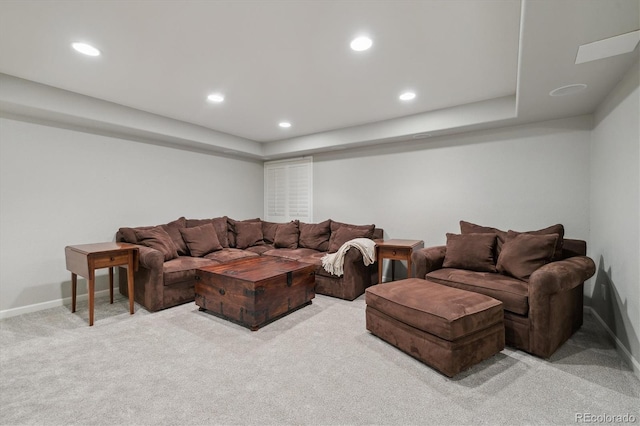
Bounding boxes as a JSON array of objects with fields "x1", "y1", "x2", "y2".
[
  {"x1": 584, "y1": 306, "x2": 640, "y2": 380},
  {"x1": 0, "y1": 289, "x2": 112, "y2": 320}
]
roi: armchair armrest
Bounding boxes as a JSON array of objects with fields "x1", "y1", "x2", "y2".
[
  {"x1": 411, "y1": 246, "x2": 446, "y2": 279},
  {"x1": 529, "y1": 256, "x2": 596, "y2": 294}
]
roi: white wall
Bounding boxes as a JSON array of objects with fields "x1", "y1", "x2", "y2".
[
  {"x1": 313, "y1": 115, "x2": 591, "y2": 251},
  {"x1": 589, "y1": 59, "x2": 640, "y2": 375},
  {"x1": 0, "y1": 117, "x2": 264, "y2": 314}
]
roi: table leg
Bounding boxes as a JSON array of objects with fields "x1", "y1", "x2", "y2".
[
  {"x1": 127, "y1": 254, "x2": 135, "y2": 315},
  {"x1": 88, "y1": 269, "x2": 95, "y2": 326},
  {"x1": 109, "y1": 267, "x2": 114, "y2": 304},
  {"x1": 391, "y1": 259, "x2": 395, "y2": 281},
  {"x1": 71, "y1": 273, "x2": 77, "y2": 313},
  {"x1": 377, "y1": 256, "x2": 384, "y2": 284},
  {"x1": 407, "y1": 257, "x2": 412, "y2": 278}
]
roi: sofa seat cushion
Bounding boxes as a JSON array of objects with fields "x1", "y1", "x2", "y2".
[
  {"x1": 297, "y1": 252, "x2": 335, "y2": 278},
  {"x1": 426, "y1": 268, "x2": 529, "y2": 316},
  {"x1": 244, "y1": 244, "x2": 275, "y2": 255},
  {"x1": 163, "y1": 256, "x2": 219, "y2": 286},
  {"x1": 263, "y1": 248, "x2": 321, "y2": 260},
  {"x1": 365, "y1": 278, "x2": 503, "y2": 341},
  {"x1": 203, "y1": 248, "x2": 259, "y2": 263}
]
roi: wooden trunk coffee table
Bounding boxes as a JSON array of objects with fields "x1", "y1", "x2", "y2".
[{"x1": 195, "y1": 256, "x2": 315, "y2": 330}]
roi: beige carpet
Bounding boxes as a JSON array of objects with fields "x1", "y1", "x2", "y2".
[{"x1": 1, "y1": 293, "x2": 638, "y2": 426}]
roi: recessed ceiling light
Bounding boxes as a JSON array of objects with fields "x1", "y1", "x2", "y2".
[
  {"x1": 399, "y1": 92, "x2": 416, "y2": 101},
  {"x1": 549, "y1": 84, "x2": 587, "y2": 97},
  {"x1": 207, "y1": 93, "x2": 224, "y2": 103},
  {"x1": 350, "y1": 36, "x2": 372, "y2": 52},
  {"x1": 279, "y1": 122, "x2": 291, "y2": 128},
  {"x1": 72, "y1": 42, "x2": 100, "y2": 56}
]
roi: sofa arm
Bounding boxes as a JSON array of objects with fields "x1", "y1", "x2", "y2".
[
  {"x1": 528, "y1": 255, "x2": 595, "y2": 358},
  {"x1": 411, "y1": 246, "x2": 446, "y2": 279},
  {"x1": 135, "y1": 244, "x2": 164, "y2": 271},
  {"x1": 529, "y1": 256, "x2": 596, "y2": 295}
]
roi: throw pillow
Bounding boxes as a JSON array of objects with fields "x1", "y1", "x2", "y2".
[
  {"x1": 179, "y1": 224, "x2": 223, "y2": 257},
  {"x1": 118, "y1": 226, "x2": 152, "y2": 244},
  {"x1": 235, "y1": 221, "x2": 264, "y2": 249},
  {"x1": 274, "y1": 221, "x2": 300, "y2": 249},
  {"x1": 460, "y1": 221, "x2": 565, "y2": 261},
  {"x1": 261, "y1": 221, "x2": 280, "y2": 245},
  {"x1": 330, "y1": 220, "x2": 375, "y2": 238},
  {"x1": 508, "y1": 224, "x2": 565, "y2": 261},
  {"x1": 186, "y1": 216, "x2": 229, "y2": 248},
  {"x1": 161, "y1": 217, "x2": 188, "y2": 255},
  {"x1": 459, "y1": 220, "x2": 507, "y2": 257},
  {"x1": 496, "y1": 231, "x2": 558, "y2": 281},
  {"x1": 134, "y1": 226, "x2": 179, "y2": 261},
  {"x1": 328, "y1": 226, "x2": 371, "y2": 253},
  {"x1": 299, "y1": 220, "x2": 331, "y2": 251},
  {"x1": 442, "y1": 233, "x2": 497, "y2": 273},
  {"x1": 227, "y1": 218, "x2": 261, "y2": 248}
]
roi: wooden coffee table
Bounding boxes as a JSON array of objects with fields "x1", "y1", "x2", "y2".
[{"x1": 195, "y1": 256, "x2": 315, "y2": 330}]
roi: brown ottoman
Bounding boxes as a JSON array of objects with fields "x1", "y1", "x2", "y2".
[{"x1": 365, "y1": 278, "x2": 505, "y2": 377}]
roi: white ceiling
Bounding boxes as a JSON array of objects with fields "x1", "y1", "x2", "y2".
[{"x1": 0, "y1": 0, "x2": 638, "y2": 159}]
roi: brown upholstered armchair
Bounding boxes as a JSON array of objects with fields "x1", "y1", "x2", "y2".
[{"x1": 412, "y1": 238, "x2": 596, "y2": 358}]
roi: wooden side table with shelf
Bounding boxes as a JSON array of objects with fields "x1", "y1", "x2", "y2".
[
  {"x1": 376, "y1": 239, "x2": 424, "y2": 283},
  {"x1": 65, "y1": 242, "x2": 139, "y2": 326}
]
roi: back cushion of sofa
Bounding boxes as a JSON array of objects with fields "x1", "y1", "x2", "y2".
[
  {"x1": 299, "y1": 220, "x2": 331, "y2": 251},
  {"x1": 227, "y1": 218, "x2": 261, "y2": 248},
  {"x1": 186, "y1": 216, "x2": 229, "y2": 248},
  {"x1": 274, "y1": 221, "x2": 300, "y2": 249}
]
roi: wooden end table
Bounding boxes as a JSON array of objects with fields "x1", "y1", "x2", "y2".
[
  {"x1": 376, "y1": 239, "x2": 424, "y2": 283},
  {"x1": 65, "y1": 242, "x2": 139, "y2": 326}
]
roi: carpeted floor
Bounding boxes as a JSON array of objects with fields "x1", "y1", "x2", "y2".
[{"x1": 1, "y1": 293, "x2": 638, "y2": 426}]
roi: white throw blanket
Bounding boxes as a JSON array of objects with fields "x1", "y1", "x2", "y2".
[{"x1": 321, "y1": 238, "x2": 376, "y2": 277}]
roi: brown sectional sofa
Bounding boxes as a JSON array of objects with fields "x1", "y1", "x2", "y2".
[
  {"x1": 116, "y1": 217, "x2": 382, "y2": 312},
  {"x1": 411, "y1": 221, "x2": 596, "y2": 358}
]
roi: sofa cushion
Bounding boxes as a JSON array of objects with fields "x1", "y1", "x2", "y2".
[
  {"x1": 186, "y1": 217, "x2": 229, "y2": 248},
  {"x1": 227, "y1": 218, "x2": 261, "y2": 248},
  {"x1": 119, "y1": 218, "x2": 188, "y2": 254},
  {"x1": 459, "y1": 220, "x2": 507, "y2": 257},
  {"x1": 443, "y1": 233, "x2": 497, "y2": 272},
  {"x1": 179, "y1": 223, "x2": 223, "y2": 257},
  {"x1": 299, "y1": 220, "x2": 331, "y2": 251},
  {"x1": 235, "y1": 221, "x2": 264, "y2": 249},
  {"x1": 460, "y1": 220, "x2": 564, "y2": 261},
  {"x1": 365, "y1": 278, "x2": 504, "y2": 341},
  {"x1": 134, "y1": 227, "x2": 179, "y2": 261},
  {"x1": 261, "y1": 221, "x2": 280, "y2": 244},
  {"x1": 330, "y1": 220, "x2": 375, "y2": 238},
  {"x1": 328, "y1": 226, "x2": 372, "y2": 253},
  {"x1": 163, "y1": 256, "x2": 219, "y2": 286},
  {"x1": 496, "y1": 232, "x2": 558, "y2": 281},
  {"x1": 245, "y1": 244, "x2": 275, "y2": 255},
  {"x1": 274, "y1": 221, "x2": 300, "y2": 249},
  {"x1": 203, "y1": 248, "x2": 259, "y2": 263},
  {"x1": 159, "y1": 217, "x2": 188, "y2": 255},
  {"x1": 508, "y1": 224, "x2": 565, "y2": 262},
  {"x1": 426, "y1": 268, "x2": 529, "y2": 315}
]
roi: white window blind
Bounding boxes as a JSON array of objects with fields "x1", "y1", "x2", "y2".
[{"x1": 264, "y1": 157, "x2": 313, "y2": 223}]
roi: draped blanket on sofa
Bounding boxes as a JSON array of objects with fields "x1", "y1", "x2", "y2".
[{"x1": 321, "y1": 238, "x2": 376, "y2": 276}]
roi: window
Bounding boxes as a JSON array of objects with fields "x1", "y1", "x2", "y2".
[{"x1": 264, "y1": 157, "x2": 312, "y2": 223}]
